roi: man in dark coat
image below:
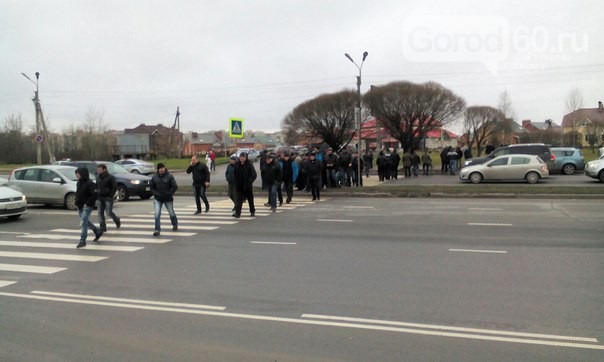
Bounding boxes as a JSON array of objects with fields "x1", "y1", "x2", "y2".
[
  {"x1": 75, "y1": 167, "x2": 102, "y2": 248},
  {"x1": 186, "y1": 155, "x2": 211, "y2": 215},
  {"x1": 96, "y1": 163, "x2": 120, "y2": 232},
  {"x1": 306, "y1": 152, "x2": 323, "y2": 201},
  {"x1": 262, "y1": 153, "x2": 282, "y2": 212},
  {"x1": 224, "y1": 156, "x2": 238, "y2": 210},
  {"x1": 150, "y1": 163, "x2": 178, "y2": 236},
  {"x1": 233, "y1": 152, "x2": 257, "y2": 218}
]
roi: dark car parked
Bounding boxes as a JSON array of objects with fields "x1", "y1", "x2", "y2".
[
  {"x1": 464, "y1": 144, "x2": 555, "y2": 171},
  {"x1": 62, "y1": 161, "x2": 152, "y2": 201}
]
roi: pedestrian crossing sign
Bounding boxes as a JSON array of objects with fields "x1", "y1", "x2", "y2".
[{"x1": 229, "y1": 118, "x2": 244, "y2": 138}]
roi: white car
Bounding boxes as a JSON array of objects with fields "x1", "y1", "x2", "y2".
[
  {"x1": 0, "y1": 176, "x2": 27, "y2": 220},
  {"x1": 584, "y1": 155, "x2": 604, "y2": 182},
  {"x1": 114, "y1": 159, "x2": 155, "y2": 175},
  {"x1": 460, "y1": 154, "x2": 549, "y2": 184},
  {"x1": 231, "y1": 148, "x2": 259, "y2": 162},
  {"x1": 8, "y1": 165, "x2": 78, "y2": 210}
]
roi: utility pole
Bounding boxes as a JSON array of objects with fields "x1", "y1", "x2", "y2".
[
  {"x1": 344, "y1": 51, "x2": 368, "y2": 187},
  {"x1": 22, "y1": 72, "x2": 54, "y2": 164}
]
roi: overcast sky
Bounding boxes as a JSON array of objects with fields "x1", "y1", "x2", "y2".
[{"x1": 1, "y1": 0, "x2": 603, "y2": 135}]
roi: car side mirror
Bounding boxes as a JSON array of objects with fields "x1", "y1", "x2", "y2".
[{"x1": 52, "y1": 177, "x2": 64, "y2": 184}]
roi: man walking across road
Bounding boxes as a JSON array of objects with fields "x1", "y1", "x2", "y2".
[
  {"x1": 306, "y1": 152, "x2": 323, "y2": 201},
  {"x1": 233, "y1": 152, "x2": 257, "y2": 218},
  {"x1": 262, "y1": 153, "x2": 282, "y2": 212},
  {"x1": 225, "y1": 155, "x2": 238, "y2": 210},
  {"x1": 75, "y1": 167, "x2": 102, "y2": 248},
  {"x1": 150, "y1": 163, "x2": 178, "y2": 236},
  {"x1": 279, "y1": 152, "x2": 298, "y2": 204},
  {"x1": 96, "y1": 163, "x2": 121, "y2": 232},
  {"x1": 186, "y1": 155, "x2": 210, "y2": 215}
]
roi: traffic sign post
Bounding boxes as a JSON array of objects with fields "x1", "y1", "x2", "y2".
[
  {"x1": 34, "y1": 134, "x2": 44, "y2": 143},
  {"x1": 229, "y1": 118, "x2": 244, "y2": 139}
]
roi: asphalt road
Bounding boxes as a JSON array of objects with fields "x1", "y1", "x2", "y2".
[{"x1": 0, "y1": 197, "x2": 603, "y2": 361}]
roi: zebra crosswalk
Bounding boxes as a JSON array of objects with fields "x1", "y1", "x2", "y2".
[{"x1": 0, "y1": 197, "x2": 318, "y2": 288}]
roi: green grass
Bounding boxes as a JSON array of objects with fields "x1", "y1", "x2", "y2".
[{"x1": 153, "y1": 157, "x2": 229, "y2": 171}]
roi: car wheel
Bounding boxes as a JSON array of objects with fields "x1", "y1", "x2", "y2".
[
  {"x1": 562, "y1": 164, "x2": 576, "y2": 175},
  {"x1": 65, "y1": 193, "x2": 77, "y2": 210},
  {"x1": 598, "y1": 170, "x2": 604, "y2": 183},
  {"x1": 117, "y1": 184, "x2": 129, "y2": 201},
  {"x1": 131, "y1": 169, "x2": 140, "y2": 174},
  {"x1": 469, "y1": 172, "x2": 482, "y2": 184},
  {"x1": 526, "y1": 172, "x2": 540, "y2": 184}
]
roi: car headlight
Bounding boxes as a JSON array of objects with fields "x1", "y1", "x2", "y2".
[{"x1": 130, "y1": 180, "x2": 141, "y2": 185}]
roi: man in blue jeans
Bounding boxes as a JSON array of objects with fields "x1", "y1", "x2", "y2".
[
  {"x1": 75, "y1": 167, "x2": 102, "y2": 248},
  {"x1": 96, "y1": 164, "x2": 121, "y2": 232},
  {"x1": 150, "y1": 163, "x2": 178, "y2": 236}
]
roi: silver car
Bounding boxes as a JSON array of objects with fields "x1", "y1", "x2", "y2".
[
  {"x1": 114, "y1": 158, "x2": 155, "y2": 175},
  {"x1": 0, "y1": 176, "x2": 27, "y2": 219},
  {"x1": 460, "y1": 154, "x2": 549, "y2": 184},
  {"x1": 7, "y1": 165, "x2": 78, "y2": 210}
]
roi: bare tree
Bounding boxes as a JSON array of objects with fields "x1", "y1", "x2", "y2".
[
  {"x1": 565, "y1": 87, "x2": 584, "y2": 114},
  {"x1": 281, "y1": 90, "x2": 358, "y2": 150},
  {"x1": 0, "y1": 113, "x2": 35, "y2": 163},
  {"x1": 463, "y1": 106, "x2": 505, "y2": 156},
  {"x1": 498, "y1": 90, "x2": 516, "y2": 121},
  {"x1": 364, "y1": 81, "x2": 465, "y2": 151}
]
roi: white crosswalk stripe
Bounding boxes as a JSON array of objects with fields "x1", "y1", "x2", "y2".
[{"x1": 0, "y1": 197, "x2": 319, "y2": 285}]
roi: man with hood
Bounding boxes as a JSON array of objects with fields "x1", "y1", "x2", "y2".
[
  {"x1": 233, "y1": 152, "x2": 257, "y2": 218},
  {"x1": 306, "y1": 152, "x2": 323, "y2": 201},
  {"x1": 75, "y1": 167, "x2": 102, "y2": 248},
  {"x1": 150, "y1": 163, "x2": 178, "y2": 236},
  {"x1": 186, "y1": 154, "x2": 210, "y2": 215}
]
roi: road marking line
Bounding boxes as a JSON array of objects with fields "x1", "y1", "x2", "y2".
[
  {"x1": 343, "y1": 206, "x2": 375, "y2": 209},
  {"x1": 51, "y1": 229, "x2": 196, "y2": 237},
  {"x1": 0, "y1": 241, "x2": 142, "y2": 252},
  {"x1": 0, "y1": 281, "x2": 17, "y2": 288},
  {"x1": 0, "y1": 291, "x2": 602, "y2": 351},
  {"x1": 468, "y1": 223, "x2": 513, "y2": 227},
  {"x1": 0, "y1": 231, "x2": 29, "y2": 235},
  {"x1": 300, "y1": 314, "x2": 598, "y2": 343},
  {"x1": 449, "y1": 249, "x2": 508, "y2": 254},
  {"x1": 250, "y1": 241, "x2": 296, "y2": 245},
  {"x1": 32, "y1": 291, "x2": 225, "y2": 310},
  {"x1": 317, "y1": 219, "x2": 354, "y2": 223},
  {"x1": 127, "y1": 214, "x2": 254, "y2": 221},
  {"x1": 119, "y1": 218, "x2": 237, "y2": 225},
  {"x1": 18, "y1": 233, "x2": 172, "y2": 244},
  {"x1": 0, "y1": 251, "x2": 107, "y2": 262},
  {"x1": 119, "y1": 224, "x2": 219, "y2": 231},
  {"x1": 469, "y1": 208, "x2": 503, "y2": 211},
  {"x1": 0, "y1": 263, "x2": 66, "y2": 274}
]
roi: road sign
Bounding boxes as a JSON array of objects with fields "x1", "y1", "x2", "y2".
[
  {"x1": 229, "y1": 118, "x2": 244, "y2": 139},
  {"x1": 34, "y1": 134, "x2": 44, "y2": 143}
]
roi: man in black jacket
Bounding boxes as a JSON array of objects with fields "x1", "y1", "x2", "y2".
[
  {"x1": 186, "y1": 155, "x2": 210, "y2": 215},
  {"x1": 306, "y1": 152, "x2": 323, "y2": 201},
  {"x1": 150, "y1": 163, "x2": 178, "y2": 236},
  {"x1": 233, "y1": 152, "x2": 257, "y2": 218},
  {"x1": 75, "y1": 167, "x2": 102, "y2": 248},
  {"x1": 96, "y1": 163, "x2": 121, "y2": 232},
  {"x1": 262, "y1": 153, "x2": 282, "y2": 212}
]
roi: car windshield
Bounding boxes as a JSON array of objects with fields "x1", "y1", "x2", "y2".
[
  {"x1": 56, "y1": 167, "x2": 78, "y2": 181},
  {"x1": 105, "y1": 163, "x2": 130, "y2": 174}
]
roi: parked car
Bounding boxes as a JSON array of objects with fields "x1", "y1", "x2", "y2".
[
  {"x1": 7, "y1": 165, "x2": 78, "y2": 210},
  {"x1": 230, "y1": 148, "x2": 259, "y2": 162},
  {"x1": 584, "y1": 155, "x2": 604, "y2": 182},
  {"x1": 114, "y1": 158, "x2": 155, "y2": 175},
  {"x1": 550, "y1": 147, "x2": 585, "y2": 175},
  {"x1": 0, "y1": 176, "x2": 28, "y2": 219},
  {"x1": 464, "y1": 143, "x2": 555, "y2": 171},
  {"x1": 460, "y1": 154, "x2": 549, "y2": 184},
  {"x1": 61, "y1": 161, "x2": 152, "y2": 201}
]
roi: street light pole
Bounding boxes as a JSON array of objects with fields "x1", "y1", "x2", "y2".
[
  {"x1": 344, "y1": 51, "x2": 368, "y2": 187},
  {"x1": 22, "y1": 72, "x2": 55, "y2": 164},
  {"x1": 22, "y1": 72, "x2": 42, "y2": 164}
]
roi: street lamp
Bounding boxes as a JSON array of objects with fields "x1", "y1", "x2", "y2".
[
  {"x1": 22, "y1": 72, "x2": 42, "y2": 164},
  {"x1": 22, "y1": 72, "x2": 54, "y2": 164},
  {"x1": 344, "y1": 51, "x2": 368, "y2": 187}
]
